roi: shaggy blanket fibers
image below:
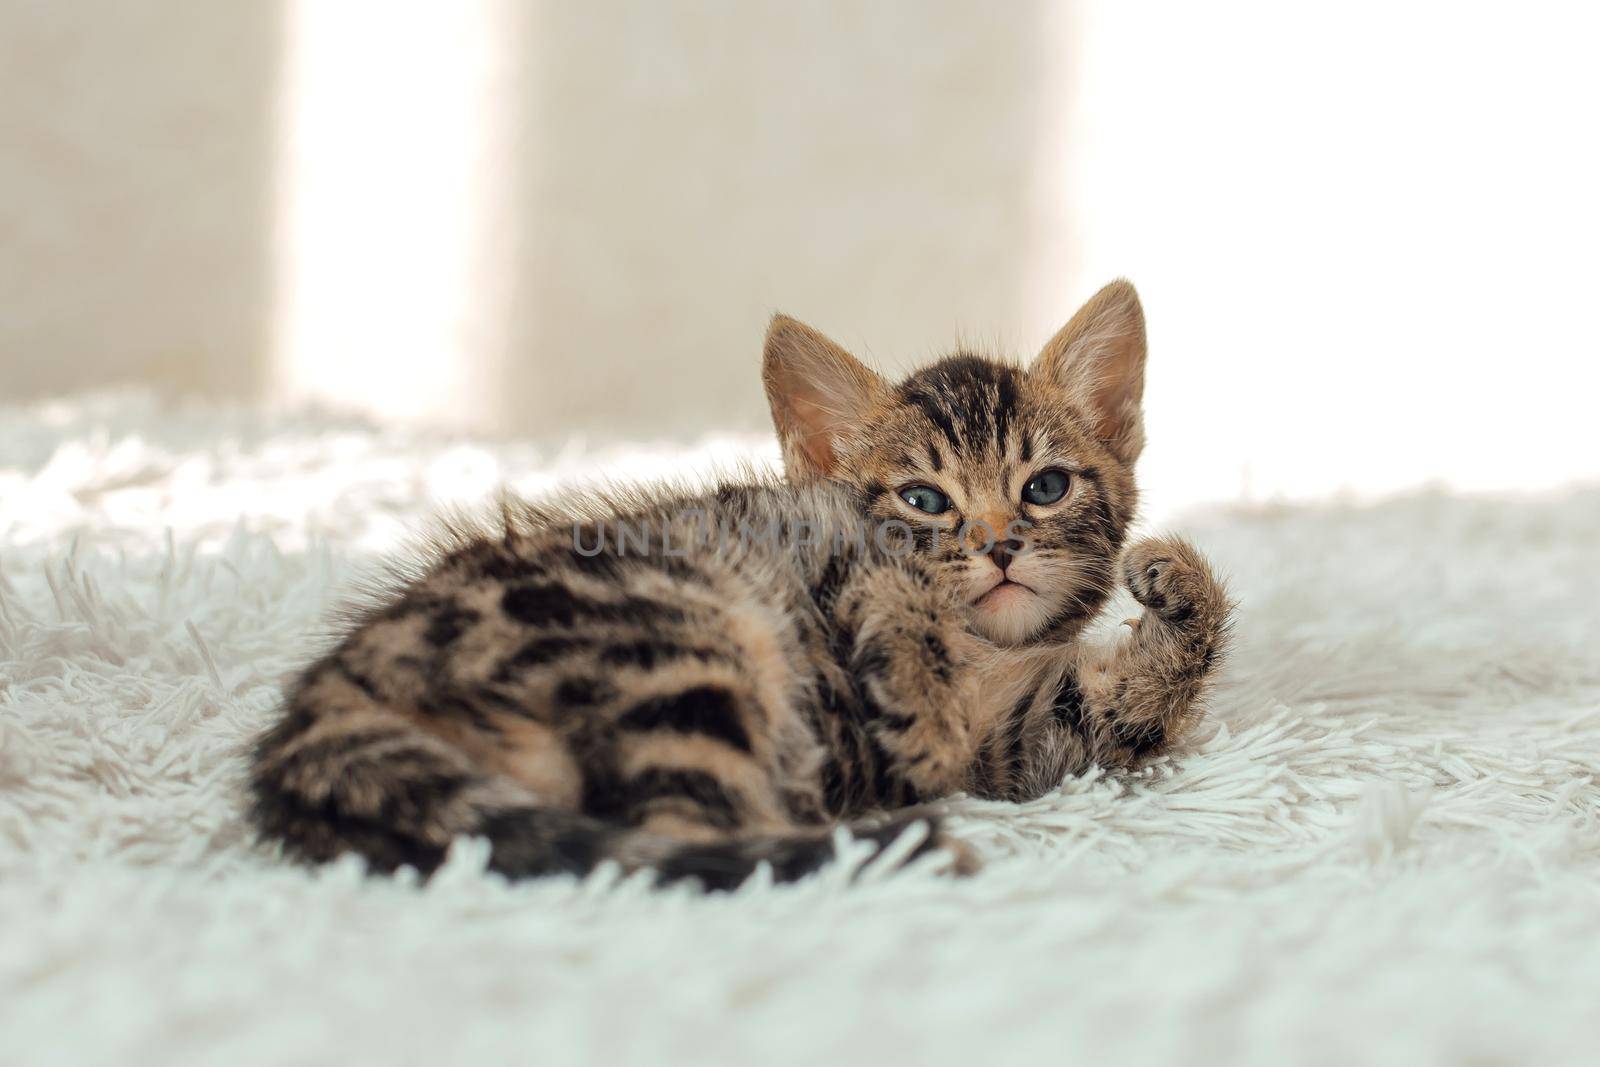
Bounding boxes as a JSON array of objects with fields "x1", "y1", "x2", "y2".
[{"x1": 2, "y1": 395, "x2": 1597, "y2": 1067}]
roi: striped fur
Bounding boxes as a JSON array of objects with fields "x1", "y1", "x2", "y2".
[{"x1": 249, "y1": 280, "x2": 1232, "y2": 888}]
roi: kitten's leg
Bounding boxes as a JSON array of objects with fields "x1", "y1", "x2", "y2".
[
  {"x1": 574, "y1": 672, "x2": 976, "y2": 878},
  {"x1": 833, "y1": 560, "x2": 987, "y2": 800},
  {"x1": 1089, "y1": 536, "x2": 1234, "y2": 765},
  {"x1": 969, "y1": 536, "x2": 1232, "y2": 800},
  {"x1": 578, "y1": 677, "x2": 812, "y2": 843}
]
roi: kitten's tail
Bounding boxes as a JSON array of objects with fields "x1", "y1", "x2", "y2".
[{"x1": 247, "y1": 708, "x2": 972, "y2": 890}]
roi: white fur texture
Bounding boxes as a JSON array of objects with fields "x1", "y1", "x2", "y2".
[{"x1": 2, "y1": 395, "x2": 1597, "y2": 1066}]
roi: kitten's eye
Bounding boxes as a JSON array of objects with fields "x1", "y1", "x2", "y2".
[
  {"x1": 898, "y1": 484, "x2": 951, "y2": 514},
  {"x1": 1021, "y1": 469, "x2": 1071, "y2": 506}
]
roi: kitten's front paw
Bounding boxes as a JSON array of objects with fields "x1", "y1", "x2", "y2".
[{"x1": 1122, "y1": 536, "x2": 1226, "y2": 629}]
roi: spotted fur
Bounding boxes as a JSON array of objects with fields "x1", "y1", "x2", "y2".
[{"x1": 249, "y1": 280, "x2": 1233, "y2": 888}]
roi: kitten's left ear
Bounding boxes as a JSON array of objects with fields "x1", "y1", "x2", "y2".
[
  {"x1": 1032, "y1": 279, "x2": 1148, "y2": 464},
  {"x1": 763, "y1": 314, "x2": 886, "y2": 480}
]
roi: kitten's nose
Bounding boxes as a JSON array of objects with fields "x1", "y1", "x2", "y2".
[{"x1": 988, "y1": 538, "x2": 1025, "y2": 573}]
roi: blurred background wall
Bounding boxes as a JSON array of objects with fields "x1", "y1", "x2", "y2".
[
  {"x1": 0, "y1": 0, "x2": 278, "y2": 399},
  {"x1": 3, "y1": 0, "x2": 1598, "y2": 509}
]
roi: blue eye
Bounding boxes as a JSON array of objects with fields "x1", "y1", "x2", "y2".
[
  {"x1": 898, "y1": 484, "x2": 950, "y2": 514},
  {"x1": 1021, "y1": 469, "x2": 1070, "y2": 506}
]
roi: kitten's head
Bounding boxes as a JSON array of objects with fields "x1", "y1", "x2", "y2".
[{"x1": 763, "y1": 280, "x2": 1146, "y2": 645}]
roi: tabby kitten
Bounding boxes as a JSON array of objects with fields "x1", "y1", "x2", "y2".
[{"x1": 249, "y1": 280, "x2": 1232, "y2": 889}]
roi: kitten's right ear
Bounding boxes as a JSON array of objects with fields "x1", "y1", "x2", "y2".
[{"x1": 762, "y1": 314, "x2": 886, "y2": 480}]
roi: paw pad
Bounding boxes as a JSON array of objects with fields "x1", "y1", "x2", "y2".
[{"x1": 1123, "y1": 540, "x2": 1209, "y2": 626}]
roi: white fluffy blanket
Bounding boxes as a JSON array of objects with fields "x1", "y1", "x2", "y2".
[{"x1": 3, "y1": 395, "x2": 1597, "y2": 1066}]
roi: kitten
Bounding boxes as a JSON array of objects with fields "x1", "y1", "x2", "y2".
[{"x1": 248, "y1": 280, "x2": 1232, "y2": 889}]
